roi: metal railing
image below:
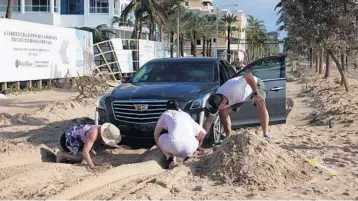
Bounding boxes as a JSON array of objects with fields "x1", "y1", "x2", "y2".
[
  {"x1": 0, "y1": 5, "x2": 20, "y2": 12},
  {"x1": 25, "y1": 5, "x2": 50, "y2": 12},
  {"x1": 89, "y1": 7, "x2": 109, "y2": 14}
]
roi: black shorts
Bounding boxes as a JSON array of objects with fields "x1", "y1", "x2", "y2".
[{"x1": 60, "y1": 132, "x2": 71, "y2": 152}]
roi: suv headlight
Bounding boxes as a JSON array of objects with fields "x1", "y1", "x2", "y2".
[
  {"x1": 96, "y1": 94, "x2": 108, "y2": 110},
  {"x1": 190, "y1": 93, "x2": 211, "y2": 109}
]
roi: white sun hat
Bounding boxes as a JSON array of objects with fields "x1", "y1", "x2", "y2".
[{"x1": 100, "y1": 123, "x2": 121, "y2": 148}]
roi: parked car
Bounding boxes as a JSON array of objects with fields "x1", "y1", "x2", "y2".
[{"x1": 94, "y1": 55, "x2": 287, "y2": 146}]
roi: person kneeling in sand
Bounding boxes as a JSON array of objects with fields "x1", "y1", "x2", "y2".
[
  {"x1": 154, "y1": 100, "x2": 207, "y2": 169},
  {"x1": 56, "y1": 123, "x2": 121, "y2": 169}
]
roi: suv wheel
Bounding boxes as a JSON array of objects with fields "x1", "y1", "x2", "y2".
[{"x1": 205, "y1": 114, "x2": 224, "y2": 146}]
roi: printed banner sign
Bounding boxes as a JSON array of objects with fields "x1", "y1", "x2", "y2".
[{"x1": 0, "y1": 18, "x2": 94, "y2": 82}]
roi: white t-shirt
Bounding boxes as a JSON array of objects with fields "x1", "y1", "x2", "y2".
[
  {"x1": 216, "y1": 75, "x2": 258, "y2": 108},
  {"x1": 156, "y1": 110, "x2": 203, "y2": 152}
]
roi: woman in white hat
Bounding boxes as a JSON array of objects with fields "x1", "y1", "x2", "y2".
[{"x1": 56, "y1": 123, "x2": 121, "y2": 169}]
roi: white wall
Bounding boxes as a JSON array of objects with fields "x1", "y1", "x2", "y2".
[
  {"x1": 84, "y1": 14, "x2": 113, "y2": 27},
  {"x1": 6, "y1": 13, "x2": 55, "y2": 25},
  {"x1": 61, "y1": 15, "x2": 85, "y2": 27}
]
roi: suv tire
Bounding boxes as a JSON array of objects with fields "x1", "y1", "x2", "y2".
[{"x1": 204, "y1": 114, "x2": 224, "y2": 147}]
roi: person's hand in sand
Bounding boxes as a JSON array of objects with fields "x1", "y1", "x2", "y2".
[
  {"x1": 203, "y1": 72, "x2": 271, "y2": 139},
  {"x1": 154, "y1": 100, "x2": 207, "y2": 169},
  {"x1": 56, "y1": 123, "x2": 121, "y2": 169}
]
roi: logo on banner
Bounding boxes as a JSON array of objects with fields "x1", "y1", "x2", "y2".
[
  {"x1": 59, "y1": 40, "x2": 69, "y2": 64},
  {"x1": 15, "y1": 60, "x2": 33, "y2": 68}
]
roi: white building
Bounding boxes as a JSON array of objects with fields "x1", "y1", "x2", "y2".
[{"x1": 0, "y1": 0, "x2": 136, "y2": 38}]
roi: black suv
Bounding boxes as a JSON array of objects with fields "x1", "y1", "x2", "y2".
[{"x1": 94, "y1": 56, "x2": 287, "y2": 145}]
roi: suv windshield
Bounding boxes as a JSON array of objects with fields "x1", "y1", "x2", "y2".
[{"x1": 131, "y1": 61, "x2": 215, "y2": 83}]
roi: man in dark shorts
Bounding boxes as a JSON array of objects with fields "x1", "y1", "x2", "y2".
[{"x1": 203, "y1": 72, "x2": 271, "y2": 139}]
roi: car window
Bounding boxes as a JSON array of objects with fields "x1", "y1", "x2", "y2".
[
  {"x1": 238, "y1": 57, "x2": 285, "y2": 80},
  {"x1": 131, "y1": 61, "x2": 216, "y2": 83},
  {"x1": 223, "y1": 60, "x2": 236, "y2": 78},
  {"x1": 219, "y1": 61, "x2": 230, "y2": 85}
]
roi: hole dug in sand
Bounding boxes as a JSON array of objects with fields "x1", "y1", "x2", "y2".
[{"x1": 197, "y1": 131, "x2": 315, "y2": 190}]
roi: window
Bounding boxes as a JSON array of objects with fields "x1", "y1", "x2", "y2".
[
  {"x1": 238, "y1": 58, "x2": 285, "y2": 80},
  {"x1": 196, "y1": 39, "x2": 201, "y2": 46},
  {"x1": 212, "y1": 38, "x2": 217, "y2": 43},
  {"x1": 90, "y1": 0, "x2": 109, "y2": 14},
  {"x1": 219, "y1": 61, "x2": 230, "y2": 85},
  {"x1": 184, "y1": 1, "x2": 189, "y2": 7},
  {"x1": 26, "y1": 0, "x2": 49, "y2": 12},
  {"x1": 131, "y1": 61, "x2": 216, "y2": 83},
  {"x1": 223, "y1": 60, "x2": 236, "y2": 78},
  {"x1": 61, "y1": 0, "x2": 84, "y2": 15}
]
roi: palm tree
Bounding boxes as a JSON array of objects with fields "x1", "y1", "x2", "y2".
[
  {"x1": 180, "y1": 11, "x2": 204, "y2": 56},
  {"x1": 120, "y1": 0, "x2": 172, "y2": 39},
  {"x1": 5, "y1": 0, "x2": 13, "y2": 19},
  {"x1": 221, "y1": 14, "x2": 237, "y2": 62},
  {"x1": 76, "y1": 25, "x2": 117, "y2": 44},
  {"x1": 245, "y1": 15, "x2": 268, "y2": 61}
]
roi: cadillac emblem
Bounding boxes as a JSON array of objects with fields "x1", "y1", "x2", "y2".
[{"x1": 134, "y1": 104, "x2": 148, "y2": 111}]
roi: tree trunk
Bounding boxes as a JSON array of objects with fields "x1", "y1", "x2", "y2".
[
  {"x1": 131, "y1": 17, "x2": 140, "y2": 39},
  {"x1": 328, "y1": 50, "x2": 349, "y2": 92},
  {"x1": 148, "y1": 22, "x2": 153, "y2": 40},
  {"x1": 5, "y1": 0, "x2": 13, "y2": 19},
  {"x1": 170, "y1": 32, "x2": 174, "y2": 58},
  {"x1": 310, "y1": 48, "x2": 313, "y2": 68},
  {"x1": 315, "y1": 52, "x2": 319, "y2": 73},
  {"x1": 226, "y1": 26, "x2": 231, "y2": 62},
  {"x1": 190, "y1": 40, "x2": 195, "y2": 56},
  {"x1": 202, "y1": 37, "x2": 206, "y2": 57},
  {"x1": 340, "y1": 50, "x2": 345, "y2": 85},
  {"x1": 193, "y1": 31, "x2": 197, "y2": 56},
  {"x1": 208, "y1": 40, "x2": 212, "y2": 57},
  {"x1": 346, "y1": 55, "x2": 349, "y2": 71},
  {"x1": 324, "y1": 53, "x2": 330, "y2": 78},
  {"x1": 319, "y1": 47, "x2": 323, "y2": 74},
  {"x1": 341, "y1": 50, "x2": 345, "y2": 72},
  {"x1": 180, "y1": 34, "x2": 184, "y2": 57},
  {"x1": 138, "y1": 21, "x2": 143, "y2": 40}
]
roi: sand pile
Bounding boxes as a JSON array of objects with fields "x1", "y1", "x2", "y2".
[
  {"x1": 197, "y1": 131, "x2": 314, "y2": 190},
  {"x1": 0, "y1": 99, "x2": 95, "y2": 127}
]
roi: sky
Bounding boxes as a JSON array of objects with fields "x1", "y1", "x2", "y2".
[{"x1": 214, "y1": 0, "x2": 287, "y2": 38}]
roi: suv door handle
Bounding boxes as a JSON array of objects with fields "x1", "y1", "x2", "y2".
[{"x1": 270, "y1": 87, "x2": 284, "y2": 91}]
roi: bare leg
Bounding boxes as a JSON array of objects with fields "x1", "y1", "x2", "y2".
[
  {"x1": 257, "y1": 104, "x2": 269, "y2": 136},
  {"x1": 203, "y1": 114, "x2": 217, "y2": 134},
  {"x1": 56, "y1": 151, "x2": 83, "y2": 163},
  {"x1": 219, "y1": 108, "x2": 232, "y2": 137}
]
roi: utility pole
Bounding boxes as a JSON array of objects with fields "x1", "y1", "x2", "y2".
[{"x1": 215, "y1": 7, "x2": 219, "y2": 58}]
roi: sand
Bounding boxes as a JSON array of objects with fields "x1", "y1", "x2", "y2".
[{"x1": 1, "y1": 66, "x2": 358, "y2": 199}]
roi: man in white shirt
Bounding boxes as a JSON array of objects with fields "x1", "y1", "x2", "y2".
[
  {"x1": 154, "y1": 100, "x2": 207, "y2": 169},
  {"x1": 203, "y1": 72, "x2": 271, "y2": 140}
]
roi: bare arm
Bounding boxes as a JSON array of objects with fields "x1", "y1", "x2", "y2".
[
  {"x1": 82, "y1": 130, "x2": 97, "y2": 169},
  {"x1": 243, "y1": 72, "x2": 258, "y2": 93},
  {"x1": 154, "y1": 127, "x2": 164, "y2": 146}
]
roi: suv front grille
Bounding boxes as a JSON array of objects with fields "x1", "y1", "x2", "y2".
[{"x1": 112, "y1": 100, "x2": 167, "y2": 124}]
